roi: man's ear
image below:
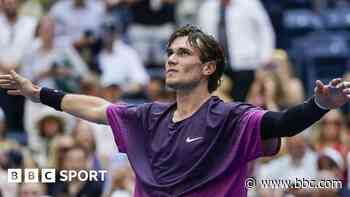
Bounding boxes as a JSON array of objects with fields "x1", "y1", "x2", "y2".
[{"x1": 203, "y1": 61, "x2": 216, "y2": 76}]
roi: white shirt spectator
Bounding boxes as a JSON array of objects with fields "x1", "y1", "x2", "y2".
[
  {"x1": 0, "y1": 14, "x2": 37, "y2": 68},
  {"x1": 258, "y1": 149, "x2": 318, "y2": 183},
  {"x1": 98, "y1": 40, "x2": 149, "y2": 90},
  {"x1": 21, "y1": 38, "x2": 89, "y2": 89},
  {"x1": 198, "y1": 0, "x2": 275, "y2": 70},
  {"x1": 49, "y1": 0, "x2": 104, "y2": 44}
]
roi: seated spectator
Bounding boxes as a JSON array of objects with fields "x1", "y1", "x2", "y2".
[
  {"x1": 72, "y1": 120, "x2": 103, "y2": 170},
  {"x1": 109, "y1": 163, "x2": 135, "y2": 197},
  {"x1": 18, "y1": 182, "x2": 47, "y2": 197},
  {"x1": 257, "y1": 134, "x2": 318, "y2": 197},
  {"x1": 21, "y1": 15, "x2": 90, "y2": 92},
  {"x1": 313, "y1": 110, "x2": 348, "y2": 157},
  {"x1": 49, "y1": 0, "x2": 104, "y2": 46},
  {"x1": 247, "y1": 70, "x2": 283, "y2": 111},
  {"x1": 22, "y1": 16, "x2": 87, "y2": 156},
  {"x1": 266, "y1": 49, "x2": 305, "y2": 107},
  {"x1": 33, "y1": 113, "x2": 66, "y2": 167},
  {"x1": 0, "y1": 148, "x2": 23, "y2": 197},
  {"x1": 315, "y1": 147, "x2": 345, "y2": 197},
  {"x1": 47, "y1": 135, "x2": 75, "y2": 172},
  {"x1": 98, "y1": 19, "x2": 149, "y2": 98},
  {"x1": 48, "y1": 145, "x2": 104, "y2": 197},
  {"x1": 128, "y1": 0, "x2": 176, "y2": 67},
  {"x1": 49, "y1": 0, "x2": 105, "y2": 72}
]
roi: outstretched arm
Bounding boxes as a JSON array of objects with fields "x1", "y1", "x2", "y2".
[
  {"x1": 261, "y1": 78, "x2": 350, "y2": 139},
  {"x1": 0, "y1": 70, "x2": 111, "y2": 125}
]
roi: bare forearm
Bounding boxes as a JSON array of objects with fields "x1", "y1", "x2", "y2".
[{"x1": 61, "y1": 94, "x2": 111, "y2": 124}]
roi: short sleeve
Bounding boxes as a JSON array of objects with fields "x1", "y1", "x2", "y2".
[
  {"x1": 106, "y1": 104, "x2": 129, "y2": 153},
  {"x1": 238, "y1": 109, "x2": 281, "y2": 162}
]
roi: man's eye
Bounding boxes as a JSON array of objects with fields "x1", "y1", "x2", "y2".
[{"x1": 179, "y1": 50, "x2": 190, "y2": 56}]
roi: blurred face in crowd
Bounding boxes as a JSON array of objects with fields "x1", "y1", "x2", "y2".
[
  {"x1": 19, "y1": 183, "x2": 45, "y2": 197},
  {"x1": 40, "y1": 117, "x2": 63, "y2": 138},
  {"x1": 63, "y1": 148, "x2": 88, "y2": 171},
  {"x1": 39, "y1": 16, "x2": 55, "y2": 44},
  {"x1": 73, "y1": 121, "x2": 95, "y2": 153},
  {"x1": 320, "y1": 110, "x2": 343, "y2": 142},
  {"x1": 286, "y1": 135, "x2": 306, "y2": 161},
  {"x1": 166, "y1": 36, "x2": 212, "y2": 92},
  {"x1": 1, "y1": 0, "x2": 18, "y2": 19}
]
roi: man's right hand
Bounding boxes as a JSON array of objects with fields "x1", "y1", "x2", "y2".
[{"x1": 0, "y1": 70, "x2": 41, "y2": 103}]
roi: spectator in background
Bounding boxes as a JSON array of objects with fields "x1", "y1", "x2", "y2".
[
  {"x1": 109, "y1": 163, "x2": 135, "y2": 197},
  {"x1": 128, "y1": 0, "x2": 176, "y2": 67},
  {"x1": 267, "y1": 49, "x2": 305, "y2": 107},
  {"x1": 104, "y1": 0, "x2": 134, "y2": 38},
  {"x1": 0, "y1": 107, "x2": 18, "y2": 151},
  {"x1": 0, "y1": 149, "x2": 22, "y2": 197},
  {"x1": 18, "y1": 183, "x2": 47, "y2": 197},
  {"x1": 198, "y1": 0, "x2": 275, "y2": 101},
  {"x1": 72, "y1": 120, "x2": 103, "y2": 170},
  {"x1": 49, "y1": 0, "x2": 105, "y2": 72},
  {"x1": 247, "y1": 71, "x2": 283, "y2": 111},
  {"x1": 33, "y1": 113, "x2": 66, "y2": 167},
  {"x1": 49, "y1": 145, "x2": 104, "y2": 197},
  {"x1": 175, "y1": 0, "x2": 202, "y2": 27},
  {"x1": 316, "y1": 147, "x2": 345, "y2": 197},
  {"x1": 0, "y1": 0, "x2": 38, "y2": 137},
  {"x1": 313, "y1": 110, "x2": 348, "y2": 157},
  {"x1": 21, "y1": 16, "x2": 87, "y2": 153},
  {"x1": 21, "y1": 16, "x2": 89, "y2": 92},
  {"x1": 49, "y1": 0, "x2": 104, "y2": 46},
  {"x1": 47, "y1": 135, "x2": 75, "y2": 170},
  {"x1": 257, "y1": 134, "x2": 318, "y2": 197},
  {"x1": 98, "y1": 18, "x2": 149, "y2": 99}
]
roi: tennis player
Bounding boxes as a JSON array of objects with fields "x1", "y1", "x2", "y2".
[{"x1": 0, "y1": 25, "x2": 349, "y2": 197}]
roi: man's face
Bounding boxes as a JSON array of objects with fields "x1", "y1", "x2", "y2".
[
  {"x1": 19, "y1": 183, "x2": 44, "y2": 197},
  {"x1": 165, "y1": 36, "x2": 206, "y2": 91},
  {"x1": 1, "y1": 0, "x2": 17, "y2": 18},
  {"x1": 63, "y1": 149, "x2": 87, "y2": 171}
]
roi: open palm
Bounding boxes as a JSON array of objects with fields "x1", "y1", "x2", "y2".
[
  {"x1": 0, "y1": 70, "x2": 41, "y2": 102},
  {"x1": 315, "y1": 78, "x2": 350, "y2": 109}
]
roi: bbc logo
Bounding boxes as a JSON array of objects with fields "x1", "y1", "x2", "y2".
[{"x1": 8, "y1": 169, "x2": 56, "y2": 183}]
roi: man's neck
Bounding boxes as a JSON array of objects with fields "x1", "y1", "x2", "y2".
[
  {"x1": 6, "y1": 14, "x2": 17, "y2": 25},
  {"x1": 174, "y1": 83, "x2": 211, "y2": 122}
]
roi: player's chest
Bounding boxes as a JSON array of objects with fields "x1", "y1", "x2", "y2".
[{"x1": 147, "y1": 119, "x2": 217, "y2": 166}]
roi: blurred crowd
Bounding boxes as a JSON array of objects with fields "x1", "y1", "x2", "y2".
[{"x1": 0, "y1": 0, "x2": 349, "y2": 196}]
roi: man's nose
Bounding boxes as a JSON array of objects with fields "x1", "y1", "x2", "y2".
[{"x1": 167, "y1": 54, "x2": 177, "y2": 66}]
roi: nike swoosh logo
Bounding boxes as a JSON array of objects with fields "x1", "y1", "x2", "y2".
[{"x1": 186, "y1": 137, "x2": 203, "y2": 143}]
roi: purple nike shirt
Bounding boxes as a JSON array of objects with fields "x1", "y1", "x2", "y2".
[{"x1": 106, "y1": 96, "x2": 280, "y2": 197}]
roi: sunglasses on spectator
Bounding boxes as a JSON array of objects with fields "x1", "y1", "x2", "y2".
[{"x1": 321, "y1": 120, "x2": 342, "y2": 127}]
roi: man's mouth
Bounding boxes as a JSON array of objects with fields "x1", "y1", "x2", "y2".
[{"x1": 166, "y1": 69, "x2": 178, "y2": 74}]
